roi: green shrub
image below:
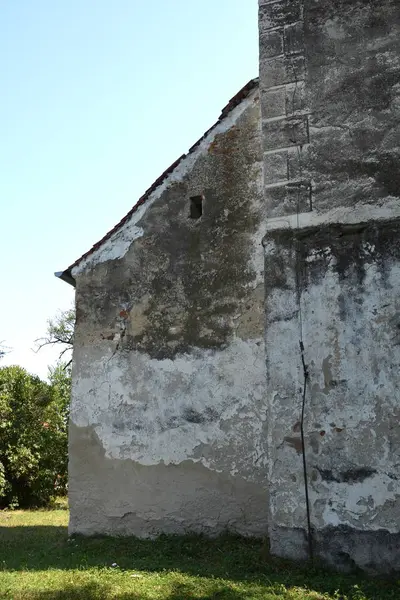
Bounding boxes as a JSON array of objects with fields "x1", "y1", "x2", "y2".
[{"x1": 0, "y1": 364, "x2": 70, "y2": 508}]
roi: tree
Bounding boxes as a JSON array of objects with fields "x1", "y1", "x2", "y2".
[
  {"x1": 47, "y1": 362, "x2": 71, "y2": 495},
  {"x1": 35, "y1": 308, "x2": 75, "y2": 366},
  {"x1": 0, "y1": 365, "x2": 69, "y2": 508}
]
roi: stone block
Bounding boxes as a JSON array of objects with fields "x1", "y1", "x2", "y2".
[
  {"x1": 287, "y1": 147, "x2": 306, "y2": 180},
  {"x1": 261, "y1": 83, "x2": 307, "y2": 120},
  {"x1": 261, "y1": 87, "x2": 286, "y2": 119},
  {"x1": 284, "y1": 21, "x2": 304, "y2": 55},
  {"x1": 266, "y1": 182, "x2": 312, "y2": 217},
  {"x1": 259, "y1": 29, "x2": 284, "y2": 60},
  {"x1": 286, "y1": 81, "x2": 307, "y2": 116},
  {"x1": 263, "y1": 151, "x2": 289, "y2": 185},
  {"x1": 259, "y1": 0, "x2": 302, "y2": 34},
  {"x1": 260, "y1": 55, "x2": 305, "y2": 88},
  {"x1": 262, "y1": 116, "x2": 309, "y2": 152}
]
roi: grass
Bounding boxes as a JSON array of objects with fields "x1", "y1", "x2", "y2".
[{"x1": 0, "y1": 502, "x2": 399, "y2": 599}]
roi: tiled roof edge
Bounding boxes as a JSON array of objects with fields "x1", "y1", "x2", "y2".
[{"x1": 60, "y1": 77, "x2": 259, "y2": 283}]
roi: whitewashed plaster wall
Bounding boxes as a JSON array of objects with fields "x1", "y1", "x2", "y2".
[
  {"x1": 68, "y1": 87, "x2": 270, "y2": 538},
  {"x1": 264, "y1": 226, "x2": 400, "y2": 571}
]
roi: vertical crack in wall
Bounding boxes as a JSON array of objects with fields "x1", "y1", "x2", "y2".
[
  {"x1": 288, "y1": 2, "x2": 314, "y2": 561},
  {"x1": 260, "y1": 0, "x2": 400, "y2": 571}
]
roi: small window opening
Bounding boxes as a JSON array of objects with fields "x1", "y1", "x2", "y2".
[{"x1": 189, "y1": 195, "x2": 203, "y2": 219}]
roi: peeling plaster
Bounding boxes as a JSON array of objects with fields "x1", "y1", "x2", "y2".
[
  {"x1": 264, "y1": 199, "x2": 400, "y2": 235},
  {"x1": 260, "y1": 0, "x2": 400, "y2": 569},
  {"x1": 265, "y1": 230, "x2": 400, "y2": 561},
  {"x1": 319, "y1": 472, "x2": 400, "y2": 532},
  {"x1": 68, "y1": 86, "x2": 268, "y2": 540},
  {"x1": 71, "y1": 338, "x2": 267, "y2": 476}
]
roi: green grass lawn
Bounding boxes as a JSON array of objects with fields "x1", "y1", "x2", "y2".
[{"x1": 0, "y1": 502, "x2": 398, "y2": 599}]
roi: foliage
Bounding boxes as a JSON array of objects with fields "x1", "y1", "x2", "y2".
[
  {"x1": 0, "y1": 364, "x2": 70, "y2": 508},
  {"x1": 35, "y1": 307, "x2": 75, "y2": 366},
  {"x1": 0, "y1": 341, "x2": 10, "y2": 360},
  {"x1": 0, "y1": 509, "x2": 399, "y2": 600}
]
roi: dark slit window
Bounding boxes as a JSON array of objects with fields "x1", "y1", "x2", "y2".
[{"x1": 189, "y1": 195, "x2": 203, "y2": 219}]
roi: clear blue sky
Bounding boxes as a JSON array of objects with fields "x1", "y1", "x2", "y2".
[{"x1": 0, "y1": 0, "x2": 258, "y2": 378}]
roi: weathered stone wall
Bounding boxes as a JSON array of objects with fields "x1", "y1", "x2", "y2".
[
  {"x1": 264, "y1": 223, "x2": 400, "y2": 572},
  {"x1": 260, "y1": 0, "x2": 400, "y2": 572},
  {"x1": 69, "y1": 89, "x2": 269, "y2": 537}
]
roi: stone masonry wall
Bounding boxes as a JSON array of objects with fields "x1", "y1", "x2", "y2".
[
  {"x1": 68, "y1": 89, "x2": 270, "y2": 538},
  {"x1": 260, "y1": 0, "x2": 400, "y2": 573}
]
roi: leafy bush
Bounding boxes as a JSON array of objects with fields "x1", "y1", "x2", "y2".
[{"x1": 0, "y1": 364, "x2": 70, "y2": 508}]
